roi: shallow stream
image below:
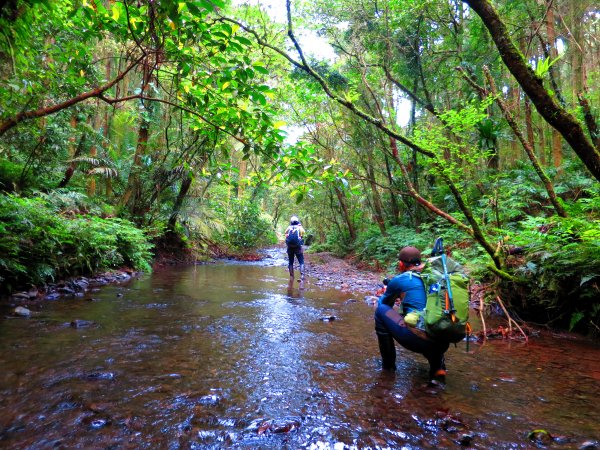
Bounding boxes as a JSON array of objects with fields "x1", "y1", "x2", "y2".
[{"x1": 1, "y1": 250, "x2": 599, "y2": 449}]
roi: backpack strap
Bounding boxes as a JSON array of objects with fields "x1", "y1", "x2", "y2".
[{"x1": 402, "y1": 271, "x2": 427, "y2": 294}]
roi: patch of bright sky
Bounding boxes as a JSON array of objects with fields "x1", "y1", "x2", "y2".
[
  {"x1": 232, "y1": 0, "x2": 337, "y2": 62},
  {"x1": 232, "y1": 0, "x2": 412, "y2": 143}
]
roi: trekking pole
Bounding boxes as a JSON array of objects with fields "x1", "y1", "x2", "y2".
[
  {"x1": 431, "y1": 238, "x2": 455, "y2": 314},
  {"x1": 433, "y1": 237, "x2": 471, "y2": 351}
]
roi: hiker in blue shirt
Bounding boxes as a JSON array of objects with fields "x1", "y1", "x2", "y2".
[
  {"x1": 374, "y1": 246, "x2": 449, "y2": 384},
  {"x1": 285, "y1": 215, "x2": 306, "y2": 278}
]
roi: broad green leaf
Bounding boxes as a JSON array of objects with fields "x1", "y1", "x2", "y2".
[
  {"x1": 111, "y1": 4, "x2": 120, "y2": 21},
  {"x1": 253, "y1": 65, "x2": 269, "y2": 75}
]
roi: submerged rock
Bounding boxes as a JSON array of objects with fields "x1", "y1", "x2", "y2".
[{"x1": 70, "y1": 319, "x2": 96, "y2": 328}]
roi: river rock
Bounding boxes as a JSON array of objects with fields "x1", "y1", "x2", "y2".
[
  {"x1": 320, "y1": 316, "x2": 336, "y2": 322},
  {"x1": 364, "y1": 295, "x2": 378, "y2": 306},
  {"x1": 86, "y1": 371, "x2": 115, "y2": 380},
  {"x1": 14, "y1": 306, "x2": 31, "y2": 317},
  {"x1": 70, "y1": 319, "x2": 95, "y2": 328},
  {"x1": 198, "y1": 394, "x2": 221, "y2": 406}
]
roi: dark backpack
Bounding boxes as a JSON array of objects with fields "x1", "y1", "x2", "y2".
[{"x1": 285, "y1": 226, "x2": 302, "y2": 247}]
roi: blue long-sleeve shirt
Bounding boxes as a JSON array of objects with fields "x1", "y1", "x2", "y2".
[{"x1": 378, "y1": 271, "x2": 427, "y2": 314}]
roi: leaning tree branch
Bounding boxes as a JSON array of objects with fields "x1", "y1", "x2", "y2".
[
  {"x1": 462, "y1": 0, "x2": 600, "y2": 182},
  {"x1": 219, "y1": 12, "x2": 436, "y2": 159},
  {"x1": 133, "y1": 96, "x2": 249, "y2": 145},
  {"x1": 0, "y1": 54, "x2": 146, "y2": 136}
]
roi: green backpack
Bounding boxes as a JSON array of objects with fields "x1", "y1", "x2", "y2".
[{"x1": 421, "y1": 255, "x2": 470, "y2": 344}]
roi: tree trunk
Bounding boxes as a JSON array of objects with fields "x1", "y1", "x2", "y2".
[
  {"x1": 545, "y1": 2, "x2": 562, "y2": 172},
  {"x1": 87, "y1": 108, "x2": 101, "y2": 197},
  {"x1": 58, "y1": 115, "x2": 82, "y2": 188},
  {"x1": 568, "y1": 1, "x2": 585, "y2": 104},
  {"x1": 384, "y1": 154, "x2": 400, "y2": 226},
  {"x1": 525, "y1": 98, "x2": 535, "y2": 151},
  {"x1": 119, "y1": 62, "x2": 153, "y2": 221},
  {"x1": 333, "y1": 186, "x2": 357, "y2": 241},
  {"x1": 168, "y1": 171, "x2": 193, "y2": 232},
  {"x1": 365, "y1": 143, "x2": 386, "y2": 234}
]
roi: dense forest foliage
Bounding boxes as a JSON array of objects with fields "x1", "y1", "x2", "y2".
[{"x1": 0, "y1": 0, "x2": 598, "y2": 335}]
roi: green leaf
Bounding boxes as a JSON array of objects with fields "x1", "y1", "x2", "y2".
[
  {"x1": 253, "y1": 64, "x2": 269, "y2": 75},
  {"x1": 234, "y1": 36, "x2": 252, "y2": 46},
  {"x1": 197, "y1": 0, "x2": 217, "y2": 13},
  {"x1": 580, "y1": 275, "x2": 596, "y2": 286},
  {"x1": 251, "y1": 92, "x2": 266, "y2": 105}
]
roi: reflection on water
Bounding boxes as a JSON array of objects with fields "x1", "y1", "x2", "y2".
[{"x1": 1, "y1": 259, "x2": 599, "y2": 449}]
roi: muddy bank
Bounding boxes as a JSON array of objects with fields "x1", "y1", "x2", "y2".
[{"x1": 303, "y1": 251, "x2": 384, "y2": 296}]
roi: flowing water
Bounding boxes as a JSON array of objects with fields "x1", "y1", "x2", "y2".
[{"x1": 1, "y1": 250, "x2": 599, "y2": 449}]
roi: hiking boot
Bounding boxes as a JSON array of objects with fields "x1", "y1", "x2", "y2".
[
  {"x1": 430, "y1": 369, "x2": 447, "y2": 385},
  {"x1": 382, "y1": 363, "x2": 397, "y2": 371}
]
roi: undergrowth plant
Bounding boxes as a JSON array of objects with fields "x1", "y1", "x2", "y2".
[
  {"x1": 219, "y1": 198, "x2": 276, "y2": 251},
  {"x1": 0, "y1": 193, "x2": 153, "y2": 292},
  {"x1": 504, "y1": 193, "x2": 600, "y2": 335}
]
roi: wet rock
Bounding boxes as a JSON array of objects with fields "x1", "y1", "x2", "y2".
[
  {"x1": 80, "y1": 414, "x2": 112, "y2": 430},
  {"x1": 269, "y1": 418, "x2": 301, "y2": 433},
  {"x1": 45, "y1": 292, "x2": 61, "y2": 300},
  {"x1": 14, "y1": 306, "x2": 31, "y2": 317},
  {"x1": 364, "y1": 295, "x2": 378, "y2": 306},
  {"x1": 459, "y1": 433, "x2": 474, "y2": 446},
  {"x1": 55, "y1": 400, "x2": 81, "y2": 411},
  {"x1": 70, "y1": 319, "x2": 95, "y2": 328},
  {"x1": 57, "y1": 285, "x2": 75, "y2": 295},
  {"x1": 319, "y1": 316, "x2": 336, "y2": 322},
  {"x1": 255, "y1": 418, "x2": 301, "y2": 435},
  {"x1": 528, "y1": 429, "x2": 553, "y2": 445},
  {"x1": 198, "y1": 394, "x2": 221, "y2": 406},
  {"x1": 72, "y1": 278, "x2": 89, "y2": 291},
  {"x1": 86, "y1": 371, "x2": 115, "y2": 380},
  {"x1": 89, "y1": 418, "x2": 110, "y2": 429},
  {"x1": 579, "y1": 441, "x2": 599, "y2": 450},
  {"x1": 10, "y1": 292, "x2": 30, "y2": 300}
]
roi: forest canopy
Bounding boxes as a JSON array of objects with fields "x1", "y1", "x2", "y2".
[{"x1": 0, "y1": 0, "x2": 599, "y2": 335}]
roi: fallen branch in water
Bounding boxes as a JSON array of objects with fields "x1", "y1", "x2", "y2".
[
  {"x1": 496, "y1": 295, "x2": 529, "y2": 342},
  {"x1": 479, "y1": 289, "x2": 487, "y2": 341}
]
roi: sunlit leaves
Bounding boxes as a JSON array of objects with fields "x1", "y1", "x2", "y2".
[{"x1": 411, "y1": 98, "x2": 495, "y2": 185}]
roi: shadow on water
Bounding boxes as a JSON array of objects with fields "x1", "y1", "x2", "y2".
[{"x1": 1, "y1": 251, "x2": 599, "y2": 449}]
